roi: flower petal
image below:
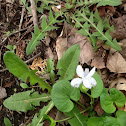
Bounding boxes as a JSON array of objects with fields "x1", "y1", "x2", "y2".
[
  {"x1": 71, "y1": 78, "x2": 83, "y2": 88},
  {"x1": 76, "y1": 65, "x2": 84, "y2": 77},
  {"x1": 84, "y1": 68, "x2": 89, "y2": 76},
  {"x1": 86, "y1": 67, "x2": 96, "y2": 78},
  {"x1": 90, "y1": 77, "x2": 97, "y2": 87},
  {"x1": 83, "y1": 78, "x2": 92, "y2": 89}
]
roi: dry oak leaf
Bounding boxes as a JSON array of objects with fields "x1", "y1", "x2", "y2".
[
  {"x1": 0, "y1": 86, "x2": 7, "y2": 99},
  {"x1": 94, "y1": 101, "x2": 104, "y2": 115},
  {"x1": 107, "y1": 51, "x2": 126, "y2": 73}
]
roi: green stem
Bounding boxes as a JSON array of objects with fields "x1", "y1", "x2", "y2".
[
  {"x1": 55, "y1": 108, "x2": 90, "y2": 123},
  {"x1": 84, "y1": 91, "x2": 91, "y2": 97},
  {"x1": 75, "y1": 101, "x2": 86, "y2": 109},
  {"x1": 80, "y1": 107, "x2": 90, "y2": 114},
  {"x1": 84, "y1": 92, "x2": 94, "y2": 109},
  {"x1": 55, "y1": 117, "x2": 72, "y2": 123}
]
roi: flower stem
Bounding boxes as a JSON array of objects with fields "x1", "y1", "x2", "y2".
[
  {"x1": 84, "y1": 92, "x2": 94, "y2": 109},
  {"x1": 55, "y1": 108, "x2": 90, "y2": 123}
]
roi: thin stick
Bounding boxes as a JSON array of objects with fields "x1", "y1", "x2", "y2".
[
  {"x1": 19, "y1": 6, "x2": 25, "y2": 36},
  {"x1": 30, "y1": 0, "x2": 38, "y2": 27},
  {"x1": 0, "y1": 25, "x2": 33, "y2": 45}
]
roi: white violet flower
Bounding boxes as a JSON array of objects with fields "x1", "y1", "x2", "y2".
[{"x1": 71, "y1": 65, "x2": 97, "y2": 89}]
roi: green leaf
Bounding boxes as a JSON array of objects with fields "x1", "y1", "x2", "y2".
[
  {"x1": 97, "y1": 20, "x2": 103, "y2": 32},
  {"x1": 105, "y1": 38, "x2": 122, "y2": 51},
  {"x1": 4, "y1": 117, "x2": 12, "y2": 126},
  {"x1": 87, "y1": 116, "x2": 121, "y2": 126},
  {"x1": 26, "y1": 32, "x2": 46, "y2": 55},
  {"x1": 29, "y1": 101, "x2": 54, "y2": 126},
  {"x1": 116, "y1": 111, "x2": 126, "y2": 126},
  {"x1": 66, "y1": 105, "x2": 87, "y2": 126},
  {"x1": 43, "y1": 115, "x2": 56, "y2": 126},
  {"x1": 51, "y1": 80, "x2": 80, "y2": 112},
  {"x1": 41, "y1": 17, "x2": 48, "y2": 30},
  {"x1": 87, "y1": 117, "x2": 103, "y2": 126},
  {"x1": 20, "y1": 83, "x2": 29, "y2": 89},
  {"x1": 57, "y1": 44, "x2": 80, "y2": 80},
  {"x1": 26, "y1": 10, "x2": 60, "y2": 55},
  {"x1": 100, "y1": 88, "x2": 116, "y2": 113},
  {"x1": 49, "y1": 10, "x2": 54, "y2": 23},
  {"x1": 97, "y1": 0, "x2": 122, "y2": 7},
  {"x1": 103, "y1": 116, "x2": 121, "y2": 126},
  {"x1": 4, "y1": 52, "x2": 51, "y2": 92},
  {"x1": 110, "y1": 88, "x2": 125, "y2": 107},
  {"x1": 21, "y1": 0, "x2": 26, "y2": 5},
  {"x1": 6, "y1": 45, "x2": 16, "y2": 52},
  {"x1": 47, "y1": 58, "x2": 55, "y2": 83},
  {"x1": 47, "y1": 58, "x2": 54, "y2": 72},
  {"x1": 91, "y1": 72, "x2": 103, "y2": 98},
  {"x1": 73, "y1": 9, "x2": 122, "y2": 51},
  {"x1": 4, "y1": 90, "x2": 51, "y2": 112}
]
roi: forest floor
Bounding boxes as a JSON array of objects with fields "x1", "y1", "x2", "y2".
[{"x1": 0, "y1": 0, "x2": 126, "y2": 126}]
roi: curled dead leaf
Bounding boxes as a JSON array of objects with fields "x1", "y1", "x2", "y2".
[{"x1": 107, "y1": 50, "x2": 126, "y2": 73}]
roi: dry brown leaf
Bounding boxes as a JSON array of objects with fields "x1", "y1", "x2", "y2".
[
  {"x1": 0, "y1": 86, "x2": 7, "y2": 99},
  {"x1": 29, "y1": 57, "x2": 47, "y2": 75},
  {"x1": 107, "y1": 49, "x2": 126, "y2": 73},
  {"x1": 4, "y1": 81, "x2": 15, "y2": 88},
  {"x1": 56, "y1": 22, "x2": 95, "y2": 64},
  {"x1": 45, "y1": 47, "x2": 54, "y2": 59},
  {"x1": 91, "y1": 56, "x2": 105, "y2": 69},
  {"x1": 111, "y1": 15, "x2": 126, "y2": 40},
  {"x1": 94, "y1": 102, "x2": 104, "y2": 115},
  {"x1": 119, "y1": 39, "x2": 126, "y2": 60},
  {"x1": 56, "y1": 37, "x2": 67, "y2": 60},
  {"x1": 109, "y1": 77, "x2": 126, "y2": 89}
]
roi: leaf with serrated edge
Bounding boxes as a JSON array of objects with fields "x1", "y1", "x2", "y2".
[
  {"x1": 4, "y1": 52, "x2": 51, "y2": 92},
  {"x1": 26, "y1": 10, "x2": 60, "y2": 55},
  {"x1": 29, "y1": 101, "x2": 54, "y2": 126},
  {"x1": 4, "y1": 90, "x2": 51, "y2": 112}
]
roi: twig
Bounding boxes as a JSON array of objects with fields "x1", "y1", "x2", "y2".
[
  {"x1": 30, "y1": 0, "x2": 38, "y2": 27},
  {"x1": 25, "y1": 52, "x2": 41, "y2": 63},
  {"x1": 0, "y1": 52, "x2": 41, "y2": 73},
  {"x1": 0, "y1": 25, "x2": 33, "y2": 45},
  {"x1": 19, "y1": 6, "x2": 25, "y2": 36}
]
